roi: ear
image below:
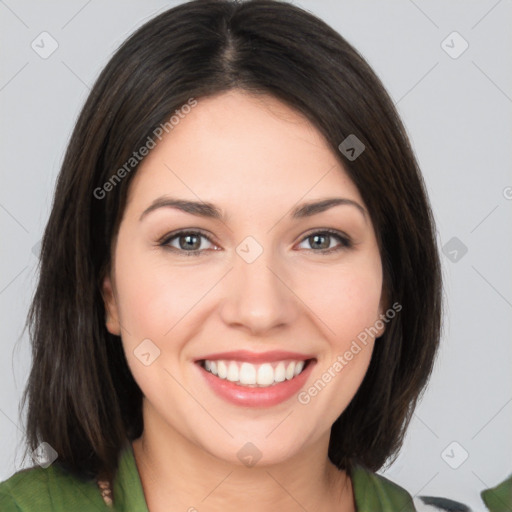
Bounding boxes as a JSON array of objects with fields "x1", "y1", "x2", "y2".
[{"x1": 101, "y1": 274, "x2": 121, "y2": 336}]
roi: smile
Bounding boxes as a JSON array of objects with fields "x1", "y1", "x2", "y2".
[
  {"x1": 194, "y1": 355, "x2": 316, "y2": 407},
  {"x1": 199, "y1": 359, "x2": 311, "y2": 388}
]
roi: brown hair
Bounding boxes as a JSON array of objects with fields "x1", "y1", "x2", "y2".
[{"x1": 19, "y1": 0, "x2": 442, "y2": 500}]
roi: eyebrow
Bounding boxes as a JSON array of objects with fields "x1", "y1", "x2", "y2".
[{"x1": 139, "y1": 196, "x2": 367, "y2": 222}]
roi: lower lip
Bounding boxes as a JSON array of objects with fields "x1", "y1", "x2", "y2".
[{"x1": 195, "y1": 360, "x2": 316, "y2": 407}]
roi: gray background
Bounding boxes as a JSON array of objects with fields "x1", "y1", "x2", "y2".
[{"x1": 1, "y1": 1, "x2": 511, "y2": 510}]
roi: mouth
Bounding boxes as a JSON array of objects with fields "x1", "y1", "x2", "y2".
[
  {"x1": 196, "y1": 358, "x2": 315, "y2": 388},
  {"x1": 193, "y1": 352, "x2": 317, "y2": 407}
]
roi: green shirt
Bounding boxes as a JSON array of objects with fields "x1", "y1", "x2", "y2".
[
  {"x1": 480, "y1": 473, "x2": 512, "y2": 512},
  {"x1": 0, "y1": 443, "x2": 416, "y2": 511}
]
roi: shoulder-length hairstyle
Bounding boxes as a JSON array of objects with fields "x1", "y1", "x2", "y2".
[{"x1": 20, "y1": 0, "x2": 442, "y2": 499}]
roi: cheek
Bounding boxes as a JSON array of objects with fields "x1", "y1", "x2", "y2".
[
  {"x1": 297, "y1": 265, "x2": 381, "y2": 419},
  {"x1": 112, "y1": 249, "x2": 208, "y2": 396},
  {"x1": 304, "y1": 259, "x2": 383, "y2": 344},
  {"x1": 113, "y1": 244, "x2": 213, "y2": 343}
]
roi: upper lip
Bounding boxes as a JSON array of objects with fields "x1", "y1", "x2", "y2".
[{"x1": 195, "y1": 350, "x2": 316, "y2": 364}]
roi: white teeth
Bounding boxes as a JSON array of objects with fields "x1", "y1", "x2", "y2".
[
  {"x1": 285, "y1": 362, "x2": 295, "y2": 380},
  {"x1": 201, "y1": 359, "x2": 309, "y2": 387},
  {"x1": 294, "y1": 361, "x2": 305, "y2": 376},
  {"x1": 239, "y1": 362, "x2": 256, "y2": 385},
  {"x1": 257, "y1": 363, "x2": 274, "y2": 386},
  {"x1": 217, "y1": 360, "x2": 227, "y2": 379},
  {"x1": 274, "y1": 362, "x2": 286, "y2": 382},
  {"x1": 227, "y1": 361, "x2": 239, "y2": 382}
]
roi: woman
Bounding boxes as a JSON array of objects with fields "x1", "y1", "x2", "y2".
[{"x1": 0, "y1": 1, "x2": 442, "y2": 510}]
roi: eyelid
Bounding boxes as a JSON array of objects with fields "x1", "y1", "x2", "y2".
[{"x1": 300, "y1": 227, "x2": 351, "y2": 242}]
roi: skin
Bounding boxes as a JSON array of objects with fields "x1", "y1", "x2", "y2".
[{"x1": 102, "y1": 89, "x2": 387, "y2": 512}]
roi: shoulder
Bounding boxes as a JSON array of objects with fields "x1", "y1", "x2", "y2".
[
  {"x1": 0, "y1": 464, "x2": 51, "y2": 511},
  {"x1": 351, "y1": 465, "x2": 417, "y2": 511},
  {"x1": 0, "y1": 462, "x2": 109, "y2": 511},
  {"x1": 351, "y1": 465, "x2": 474, "y2": 512}
]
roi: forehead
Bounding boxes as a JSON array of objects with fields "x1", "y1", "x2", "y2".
[{"x1": 125, "y1": 90, "x2": 364, "y2": 216}]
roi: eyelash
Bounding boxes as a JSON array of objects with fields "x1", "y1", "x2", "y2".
[{"x1": 158, "y1": 228, "x2": 352, "y2": 257}]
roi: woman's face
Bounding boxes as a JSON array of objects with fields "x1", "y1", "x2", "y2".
[{"x1": 102, "y1": 90, "x2": 386, "y2": 466}]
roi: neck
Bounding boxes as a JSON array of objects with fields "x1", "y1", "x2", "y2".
[{"x1": 131, "y1": 402, "x2": 355, "y2": 512}]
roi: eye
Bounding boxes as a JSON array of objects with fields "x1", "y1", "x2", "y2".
[
  {"x1": 159, "y1": 228, "x2": 352, "y2": 257},
  {"x1": 159, "y1": 230, "x2": 218, "y2": 256},
  {"x1": 297, "y1": 229, "x2": 352, "y2": 254}
]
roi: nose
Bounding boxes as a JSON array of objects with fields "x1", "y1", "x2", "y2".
[{"x1": 219, "y1": 244, "x2": 299, "y2": 336}]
